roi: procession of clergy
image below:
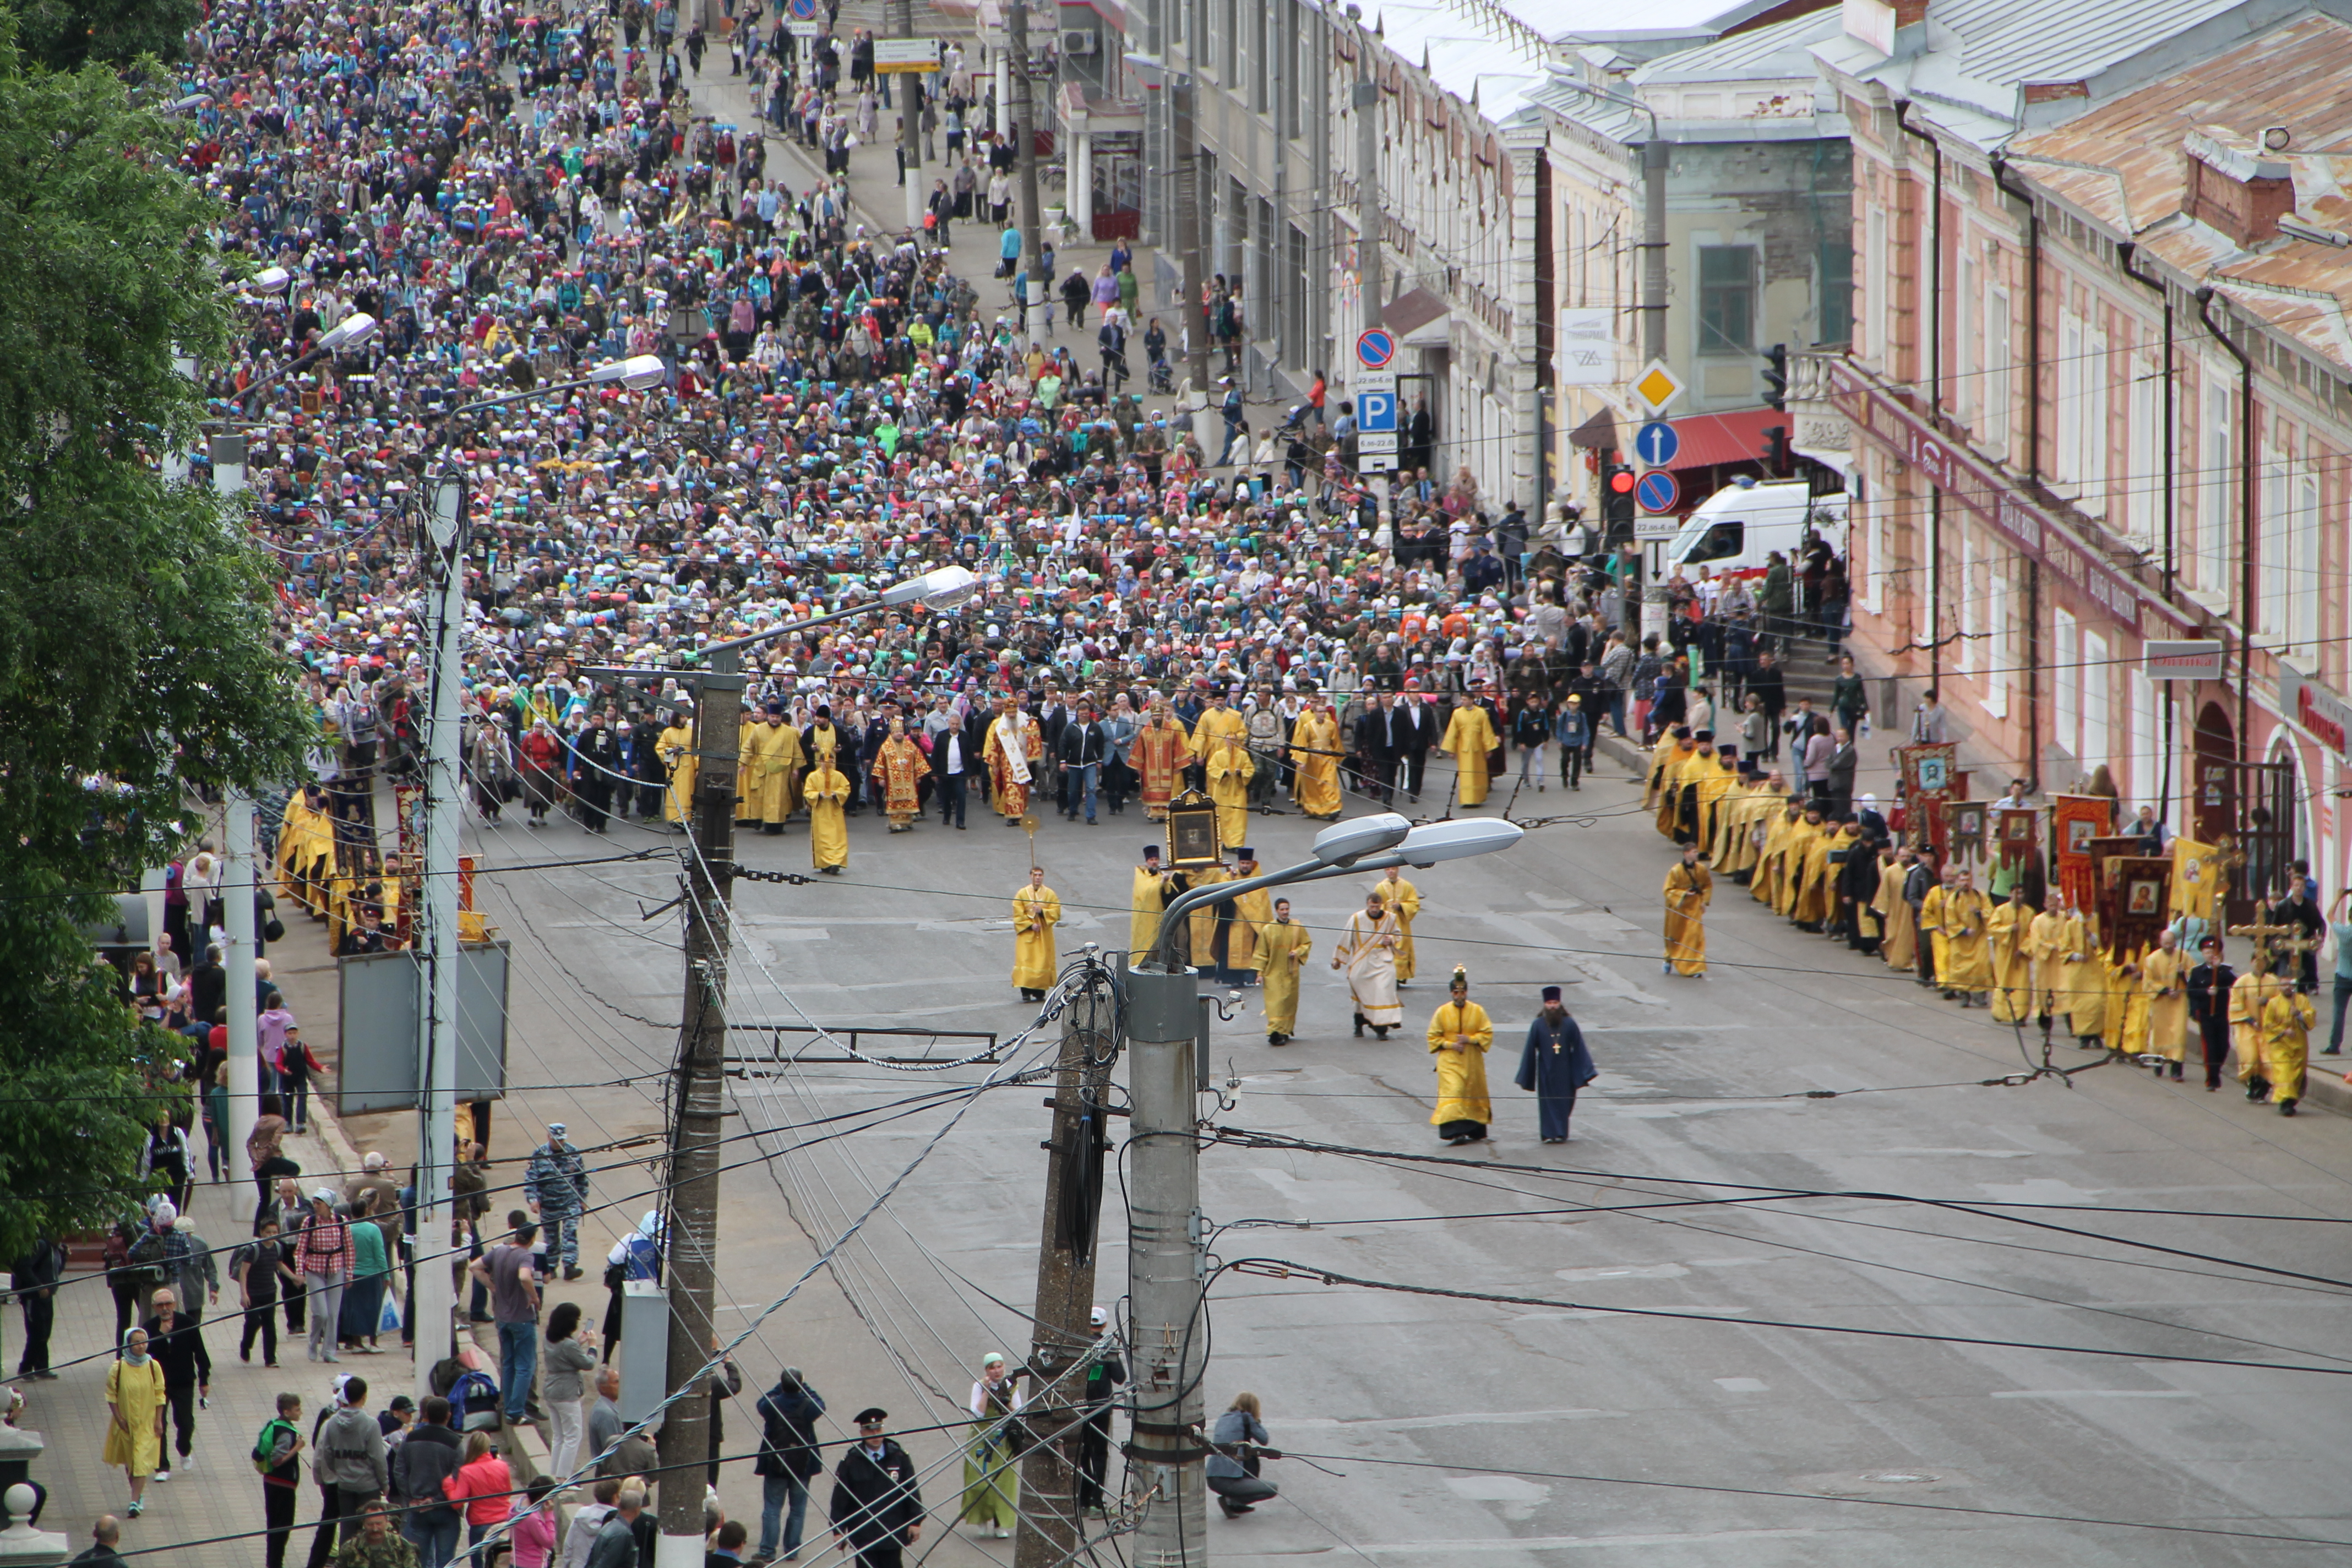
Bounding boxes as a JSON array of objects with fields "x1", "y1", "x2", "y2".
[{"x1": 1640, "y1": 725, "x2": 2318, "y2": 1117}]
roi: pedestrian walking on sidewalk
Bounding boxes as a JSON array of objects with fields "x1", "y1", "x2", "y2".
[
  {"x1": 296, "y1": 1191, "x2": 354, "y2": 1363},
  {"x1": 139, "y1": 1288, "x2": 210, "y2": 1480},
  {"x1": 523, "y1": 1124, "x2": 589, "y2": 1281},
  {"x1": 307, "y1": 1375, "x2": 388, "y2": 1567},
  {"x1": 257, "y1": 1391, "x2": 307, "y2": 1568},
  {"x1": 102, "y1": 1329, "x2": 165, "y2": 1518}
]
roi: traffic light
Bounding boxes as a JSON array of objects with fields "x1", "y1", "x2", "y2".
[
  {"x1": 1603, "y1": 463, "x2": 1637, "y2": 532},
  {"x1": 1761, "y1": 424, "x2": 1789, "y2": 473},
  {"x1": 1762, "y1": 342, "x2": 1789, "y2": 411}
]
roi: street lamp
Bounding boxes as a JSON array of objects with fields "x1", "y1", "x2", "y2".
[
  {"x1": 1126, "y1": 809, "x2": 1518, "y2": 1568},
  {"x1": 232, "y1": 311, "x2": 378, "y2": 407}
]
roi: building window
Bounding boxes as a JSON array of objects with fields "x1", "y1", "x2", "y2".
[
  {"x1": 2054, "y1": 606, "x2": 2079, "y2": 760},
  {"x1": 1864, "y1": 208, "x2": 1886, "y2": 362},
  {"x1": 2197, "y1": 375, "x2": 2231, "y2": 595},
  {"x1": 1286, "y1": 224, "x2": 1309, "y2": 368},
  {"x1": 1697, "y1": 245, "x2": 1756, "y2": 356},
  {"x1": 1819, "y1": 239, "x2": 1853, "y2": 347}
]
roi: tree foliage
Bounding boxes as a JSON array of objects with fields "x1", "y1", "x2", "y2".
[
  {"x1": 0, "y1": 24, "x2": 310, "y2": 1259},
  {"x1": 15, "y1": 0, "x2": 197, "y2": 74}
]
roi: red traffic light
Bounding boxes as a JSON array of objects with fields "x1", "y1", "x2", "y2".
[{"x1": 1607, "y1": 467, "x2": 1637, "y2": 494}]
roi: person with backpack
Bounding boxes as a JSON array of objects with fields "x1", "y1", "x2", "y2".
[
  {"x1": 754, "y1": 1367, "x2": 826, "y2": 1563},
  {"x1": 257, "y1": 1391, "x2": 307, "y2": 1568},
  {"x1": 389, "y1": 1395, "x2": 462, "y2": 1568}
]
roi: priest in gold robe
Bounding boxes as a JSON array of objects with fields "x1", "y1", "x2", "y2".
[
  {"x1": 1427, "y1": 967, "x2": 1495, "y2": 1144},
  {"x1": 1012, "y1": 865, "x2": 1062, "y2": 1001},
  {"x1": 1663, "y1": 845, "x2": 1712, "y2": 977},
  {"x1": 1257, "y1": 897, "x2": 1312, "y2": 1046}
]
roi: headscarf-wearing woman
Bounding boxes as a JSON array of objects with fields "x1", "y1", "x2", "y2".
[
  {"x1": 106, "y1": 1327, "x2": 167, "y2": 1516},
  {"x1": 959, "y1": 1351, "x2": 1025, "y2": 1538}
]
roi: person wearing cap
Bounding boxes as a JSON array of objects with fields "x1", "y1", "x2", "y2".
[
  {"x1": 740, "y1": 702, "x2": 807, "y2": 835},
  {"x1": 1011, "y1": 866, "x2": 1061, "y2": 1002},
  {"x1": 522, "y1": 1124, "x2": 589, "y2": 1282},
  {"x1": 1333, "y1": 890, "x2": 1403, "y2": 1040},
  {"x1": 295, "y1": 1190, "x2": 354, "y2": 1364},
  {"x1": 1515, "y1": 986, "x2": 1597, "y2": 1144},
  {"x1": 1256, "y1": 897, "x2": 1311, "y2": 1046},
  {"x1": 830, "y1": 1407, "x2": 922, "y2": 1567},
  {"x1": 1131, "y1": 699, "x2": 1190, "y2": 820},
  {"x1": 1075, "y1": 1308, "x2": 1126, "y2": 1513},
  {"x1": 1427, "y1": 967, "x2": 1495, "y2": 1145}
]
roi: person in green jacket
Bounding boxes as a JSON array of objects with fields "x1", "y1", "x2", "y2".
[{"x1": 1757, "y1": 552, "x2": 1794, "y2": 636}]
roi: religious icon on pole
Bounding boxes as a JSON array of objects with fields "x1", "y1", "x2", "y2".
[{"x1": 1165, "y1": 790, "x2": 1221, "y2": 869}]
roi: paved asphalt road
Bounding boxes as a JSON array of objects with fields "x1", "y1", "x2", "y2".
[{"x1": 324, "y1": 739, "x2": 2352, "y2": 1568}]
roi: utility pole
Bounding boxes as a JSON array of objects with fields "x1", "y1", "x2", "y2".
[
  {"x1": 415, "y1": 473, "x2": 470, "y2": 1396},
  {"x1": 1013, "y1": 977, "x2": 1118, "y2": 1568},
  {"x1": 658, "y1": 647, "x2": 744, "y2": 1564},
  {"x1": 1009, "y1": 0, "x2": 1046, "y2": 346},
  {"x1": 1641, "y1": 134, "x2": 1669, "y2": 364},
  {"x1": 222, "y1": 788, "x2": 259, "y2": 1225},
  {"x1": 1123, "y1": 965, "x2": 1207, "y2": 1568},
  {"x1": 896, "y1": 0, "x2": 924, "y2": 232},
  {"x1": 1174, "y1": 69, "x2": 1208, "y2": 395}
]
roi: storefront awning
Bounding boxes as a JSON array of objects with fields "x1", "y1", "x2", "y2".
[
  {"x1": 1660, "y1": 407, "x2": 1784, "y2": 470},
  {"x1": 1567, "y1": 406, "x2": 1618, "y2": 450},
  {"x1": 1381, "y1": 288, "x2": 1451, "y2": 346}
]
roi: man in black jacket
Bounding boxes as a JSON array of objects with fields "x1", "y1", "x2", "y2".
[
  {"x1": 754, "y1": 1370, "x2": 826, "y2": 1563},
  {"x1": 11, "y1": 1236, "x2": 62, "y2": 1378},
  {"x1": 1392, "y1": 683, "x2": 1438, "y2": 801},
  {"x1": 2185, "y1": 937, "x2": 2237, "y2": 1091},
  {"x1": 1747, "y1": 651, "x2": 1787, "y2": 759},
  {"x1": 927, "y1": 702, "x2": 986, "y2": 829},
  {"x1": 389, "y1": 1396, "x2": 463, "y2": 1566},
  {"x1": 830, "y1": 1408, "x2": 922, "y2": 1568},
  {"x1": 571, "y1": 710, "x2": 622, "y2": 831},
  {"x1": 1352, "y1": 692, "x2": 1395, "y2": 806},
  {"x1": 1057, "y1": 699, "x2": 1109, "y2": 825}
]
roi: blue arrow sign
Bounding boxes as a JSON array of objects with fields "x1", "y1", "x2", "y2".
[
  {"x1": 1357, "y1": 389, "x2": 1398, "y2": 433},
  {"x1": 1635, "y1": 469, "x2": 1681, "y2": 515},
  {"x1": 1634, "y1": 420, "x2": 1680, "y2": 468},
  {"x1": 1354, "y1": 328, "x2": 1396, "y2": 369}
]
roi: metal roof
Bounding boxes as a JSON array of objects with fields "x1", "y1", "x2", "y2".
[
  {"x1": 1930, "y1": 0, "x2": 2246, "y2": 87},
  {"x1": 2008, "y1": 12, "x2": 2352, "y2": 373}
]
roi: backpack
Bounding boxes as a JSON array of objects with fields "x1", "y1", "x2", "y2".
[
  {"x1": 253, "y1": 1417, "x2": 298, "y2": 1477},
  {"x1": 450, "y1": 1368, "x2": 503, "y2": 1432}
]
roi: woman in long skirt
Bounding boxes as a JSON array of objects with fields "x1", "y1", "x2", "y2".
[{"x1": 960, "y1": 1352, "x2": 1024, "y2": 1538}]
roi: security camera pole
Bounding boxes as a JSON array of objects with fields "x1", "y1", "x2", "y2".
[{"x1": 1125, "y1": 814, "x2": 1521, "y2": 1566}]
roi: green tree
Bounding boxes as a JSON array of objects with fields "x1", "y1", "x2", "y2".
[
  {"x1": 0, "y1": 24, "x2": 309, "y2": 1261},
  {"x1": 15, "y1": 0, "x2": 198, "y2": 74}
]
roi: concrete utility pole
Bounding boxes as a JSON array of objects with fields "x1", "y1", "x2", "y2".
[
  {"x1": 1642, "y1": 135, "x2": 1669, "y2": 364},
  {"x1": 896, "y1": 0, "x2": 923, "y2": 232},
  {"x1": 1174, "y1": 71, "x2": 1208, "y2": 395},
  {"x1": 656, "y1": 646, "x2": 744, "y2": 1567},
  {"x1": 414, "y1": 473, "x2": 470, "y2": 1396},
  {"x1": 222, "y1": 789, "x2": 259, "y2": 1225},
  {"x1": 1013, "y1": 979, "x2": 1119, "y2": 1568},
  {"x1": 1009, "y1": 0, "x2": 1047, "y2": 345},
  {"x1": 1354, "y1": 76, "x2": 1380, "y2": 328},
  {"x1": 1122, "y1": 965, "x2": 1208, "y2": 1568}
]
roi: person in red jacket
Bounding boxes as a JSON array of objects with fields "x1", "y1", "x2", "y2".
[{"x1": 441, "y1": 1430, "x2": 514, "y2": 1557}]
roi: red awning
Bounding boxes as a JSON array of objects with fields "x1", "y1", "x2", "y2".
[{"x1": 1663, "y1": 407, "x2": 1785, "y2": 470}]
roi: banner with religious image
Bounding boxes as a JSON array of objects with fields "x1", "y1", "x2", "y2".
[
  {"x1": 2170, "y1": 836, "x2": 2223, "y2": 924},
  {"x1": 2049, "y1": 794, "x2": 2114, "y2": 912}
]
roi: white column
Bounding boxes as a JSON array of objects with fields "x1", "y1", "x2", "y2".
[
  {"x1": 997, "y1": 46, "x2": 1012, "y2": 138},
  {"x1": 1071, "y1": 130, "x2": 1094, "y2": 239},
  {"x1": 224, "y1": 792, "x2": 259, "y2": 1223}
]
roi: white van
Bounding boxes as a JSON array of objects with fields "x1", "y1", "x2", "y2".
[{"x1": 1661, "y1": 480, "x2": 1847, "y2": 578}]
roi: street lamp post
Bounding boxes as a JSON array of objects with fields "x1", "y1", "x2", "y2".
[{"x1": 1125, "y1": 814, "x2": 1521, "y2": 1566}]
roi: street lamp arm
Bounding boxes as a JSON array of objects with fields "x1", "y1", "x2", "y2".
[{"x1": 1147, "y1": 857, "x2": 1380, "y2": 973}]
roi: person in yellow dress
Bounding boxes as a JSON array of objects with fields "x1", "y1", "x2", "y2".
[
  {"x1": 1439, "y1": 697, "x2": 1500, "y2": 806},
  {"x1": 1663, "y1": 845, "x2": 1712, "y2": 977},
  {"x1": 1985, "y1": 885, "x2": 2037, "y2": 1023},
  {"x1": 105, "y1": 1326, "x2": 167, "y2": 1517},
  {"x1": 2026, "y1": 886, "x2": 2069, "y2": 1041},
  {"x1": 869, "y1": 717, "x2": 928, "y2": 831},
  {"x1": 2233, "y1": 954, "x2": 2286, "y2": 1096},
  {"x1": 738, "y1": 704, "x2": 805, "y2": 832},
  {"x1": 1288, "y1": 696, "x2": 1344, "y2": 819},
  {"x1": 1370, "y1": 870, "x2": 1422, "y2": 987},
  {"x1": 1130, "y1": 845, "x2": 1170, "y2": 964},
  {"x1": 983, "y1": 694, "x2": 1044, "y2": 823},
  {"x1": 2140, "y1": 927, "x2": 2192, "y2": 1079},
  {"x1": 1226, "y1": 850, "x2": 1271, "y2": 980},
  {"x1": 2258, "y1": 982, "x2": 2315, "y2": 1114},
  {"x1": 1012, "y1": 866, "x2": 1061, "y2": 1001},
  {"x1": 1648, "y1": 730, "x2": 1697, "y2": 839},
  {"x1": 804, "y1": 754, "x2": 850, "y2": 874},
  {"x1": 1918, "y1": 866, "x2": 1994, "y2": 1004},
  {"x1": 1427, "y1": 967, "x2": 1495, "y2": 1144},
  {"x1": 1875, "y1": 845, "x2": 1919, "y2": 971},
  {"x1": 1191, "y1": 688, "x2": 1255, "y2": 847},
  {"x1": 1257, "y1": 897, "x2": 1312, "y2": 1046},
  {"x1": 658, "y1": 710, "x2": 698, "y2": 826},
  {"x1": 2050, "y1": 890, "x2": 2109, "y2": 1045}
]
